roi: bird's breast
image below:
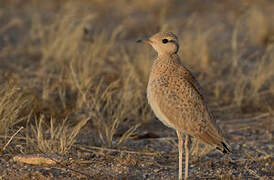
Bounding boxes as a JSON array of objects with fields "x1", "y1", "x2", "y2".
[{"x1": 147, "y1": 82, "x2": 175, "y2": 129}]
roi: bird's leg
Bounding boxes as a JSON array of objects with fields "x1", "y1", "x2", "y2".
[
  {"x1": 184, "y1": 135, "x2": 189, "y2": 180},
  {"x1": 176, "y1": 130, "x2": 183, "y2": 180}
]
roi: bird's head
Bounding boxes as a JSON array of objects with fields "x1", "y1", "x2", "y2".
[{"x1": 137, "y1": 32, "x2": 179, "y2": 56}]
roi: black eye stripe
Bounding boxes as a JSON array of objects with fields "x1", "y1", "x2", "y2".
[{"x1": 162, "y1": 39, "x2": 168, "y2": 44}]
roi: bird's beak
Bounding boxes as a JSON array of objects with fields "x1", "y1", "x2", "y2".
[{"x1": 136, "y1": 37, "x2": 152, "y2": 44}]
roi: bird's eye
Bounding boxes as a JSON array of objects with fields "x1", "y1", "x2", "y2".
[{"x1": 162, "y1": 39, "x2": 168, "y2": 44}]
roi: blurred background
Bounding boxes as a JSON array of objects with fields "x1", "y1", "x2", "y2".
[{"x1": 0, "y1": 0, "x2": 273, "y2": 179}]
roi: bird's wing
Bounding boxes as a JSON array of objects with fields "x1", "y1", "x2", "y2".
[{"x1": 150, "y1": 72, "x2": 226, "y2": 148}]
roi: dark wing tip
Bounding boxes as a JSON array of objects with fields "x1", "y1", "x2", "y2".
[{"x1": 216, "y1": 142, "x2": 231, "y2": 154}]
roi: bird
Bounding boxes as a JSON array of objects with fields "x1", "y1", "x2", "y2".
[{"x1": 137, "y1": 32, "x2": 231, "y2": 180}]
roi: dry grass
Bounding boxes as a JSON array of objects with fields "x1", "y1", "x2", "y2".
[
  {"x1": 27, "y1": 115, "x2": 89, "y2": 155},
  {"x1": 0, "y1": 0, "x2": 273, "y2": 179},
  {"x1": 0, "y1": 82, "x2": 32, "y2": 135}
]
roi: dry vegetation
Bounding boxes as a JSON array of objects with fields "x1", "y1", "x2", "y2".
[{"x1": 0, "y1": 0, "x2": 273, "y2": 179}]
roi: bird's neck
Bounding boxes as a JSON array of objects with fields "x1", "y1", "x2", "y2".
[{"x1": 149, "y1": 53, "x2": 181, "y2": 80}]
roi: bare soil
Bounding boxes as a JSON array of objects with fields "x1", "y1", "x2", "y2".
[{"x1": 1, "y1": 115, "x2": 273, "y2": 179}]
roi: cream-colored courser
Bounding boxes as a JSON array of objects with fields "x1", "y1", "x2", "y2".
[{"x1": 137, "y1": 32, "x2": 230, "y2": 180}]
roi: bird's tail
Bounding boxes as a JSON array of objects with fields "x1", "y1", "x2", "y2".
[{"x1": 196, "y1": 127, "x2": 231, "y2": 154}]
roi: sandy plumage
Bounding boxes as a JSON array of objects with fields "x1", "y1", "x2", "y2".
[{"x1": 138, "y1": 32, "x2": 230, "y2": 179}]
